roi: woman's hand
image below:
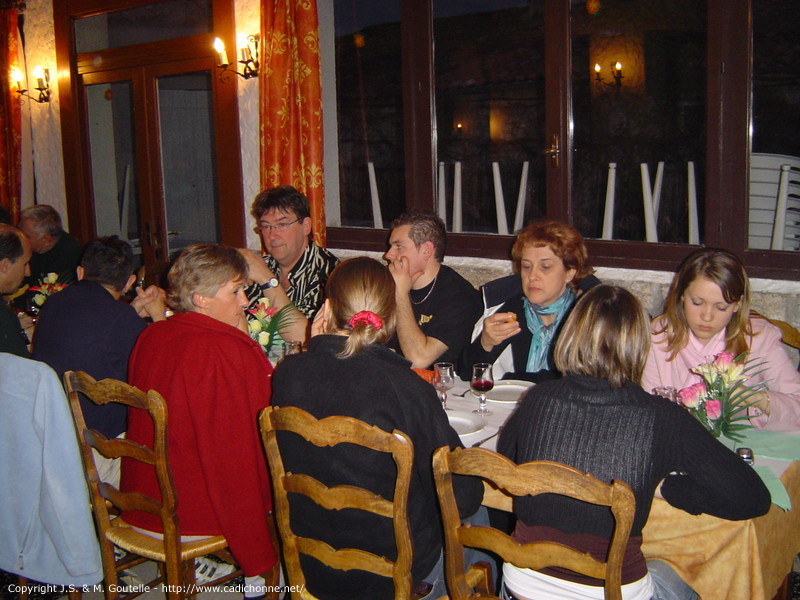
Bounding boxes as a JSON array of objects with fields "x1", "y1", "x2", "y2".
[
  {"x1": 479, "y1": 312, "x2": 521, "y2": 352},
  {"x1": 749, "y1": 391, "x2": 771, "y2": 416}
]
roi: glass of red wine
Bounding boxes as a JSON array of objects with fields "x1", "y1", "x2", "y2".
[{"x1": 471, "y1": 362, "x2": 494, "y2": 416}]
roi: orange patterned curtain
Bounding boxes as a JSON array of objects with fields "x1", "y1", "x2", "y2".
[
  {"x1": 260, "y1": 0, "x2": 326, "y2": 245},
  {"x1": 0, "y1": 8, "x2": 21, "y2": 222}
]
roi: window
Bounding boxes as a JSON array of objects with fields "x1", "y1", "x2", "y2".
[{"x1": 323, "y1": 0, "x2": 800, "y2": 278}]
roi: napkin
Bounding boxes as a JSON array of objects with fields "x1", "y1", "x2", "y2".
[
  {"x1": 753, "y1": 466, "x2": 791, "y2": 510},
  {"x1": 733, "y1": 430, "x2": 800, "y2": 461}
]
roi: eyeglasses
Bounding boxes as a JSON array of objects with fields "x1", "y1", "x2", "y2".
[{"x1": 254, "y1": 217, "x2": 302, "y2": 233}]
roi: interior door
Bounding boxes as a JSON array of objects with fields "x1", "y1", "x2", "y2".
[{"x1": 81, "y1": 59, "x2": 222, "y2": 280}]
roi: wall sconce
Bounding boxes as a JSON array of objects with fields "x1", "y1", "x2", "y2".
[
  {"x1": 213, "y1": 35, "x2": 259, "y2": 80},
  {"x1": 594, "y1": 62, "x2": 623, "y2": 89},
  {"x1": 9, "y1": 65, "x2": 51, "y2": 104}
]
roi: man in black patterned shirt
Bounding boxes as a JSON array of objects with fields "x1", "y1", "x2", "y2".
[{"x1": 242, "y1": 186, "x2": 338, "y2": 341}]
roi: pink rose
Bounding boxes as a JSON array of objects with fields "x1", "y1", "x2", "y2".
[
  {"x1": 712, "y1": 352, "x2": 734, "y2": 369},
  {"x1": 678, "y1": 382, "x2": 706, "y2": 408},
  {"x1": 705, "y1": 399, "x2": 722, "y2": 420}
]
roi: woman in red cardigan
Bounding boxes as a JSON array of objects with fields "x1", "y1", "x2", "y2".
[{"x1": 121, "y1": 244, "x2": 277, "y2": 587}]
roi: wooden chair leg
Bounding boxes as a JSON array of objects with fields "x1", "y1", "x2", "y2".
[
  {"x1": 770, "y1": 572, "x2": 791, "y2": 600},
  {"x1": 18, "y1": 576, "x2": 28, "y2": 600}
]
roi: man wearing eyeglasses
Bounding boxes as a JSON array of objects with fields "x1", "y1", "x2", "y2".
[{"x1": 242, "y1": 185, "x2": 338, "y2": 338}]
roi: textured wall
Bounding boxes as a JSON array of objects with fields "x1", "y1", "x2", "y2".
[
  {"x1": 24, "y1": 0, "x2": 67, "y2": 220},
  {"x1": 236, "y1": 0, "x2": 262, "y2": 251}
]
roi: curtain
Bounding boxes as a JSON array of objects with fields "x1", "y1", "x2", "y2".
[
  {"x1": 260, "y1": 0, "x2": 326, "y2": 245},
  {"x1": 0, "y1": 8, "x2": 21, "y2": 222}
]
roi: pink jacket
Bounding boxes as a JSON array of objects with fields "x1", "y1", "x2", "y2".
[{"x1": 642, "y1": 316, "x2": 800, "y2": 432}]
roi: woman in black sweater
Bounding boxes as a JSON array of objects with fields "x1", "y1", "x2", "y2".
[
  {"x1": 497, "y1": 285, "x2": 770, "y2": 600},
  {"x1": 271, "y1": 257, "x2": 483, "y2": 600}
]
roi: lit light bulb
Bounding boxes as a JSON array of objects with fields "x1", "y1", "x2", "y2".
[
  {"x1": 594, "y1": 63, "x2": 601, "y2": 73},
  {"x1": 32, "y1": 65, "x2": 46, "y2": 89},
  {"x1": 10, "y1": 66, "x2": 24, "y2": 90},
  {"x1": 213, "y1": 37, "x2": 229, "y2": 66}
]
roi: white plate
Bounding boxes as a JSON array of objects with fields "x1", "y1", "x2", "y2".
[
  {"x1": 447, "y1": 410, "x2": 486, "y2": 436},
  {"x1": 486, "y1": 380, "x2": 532, "y2": 403}
]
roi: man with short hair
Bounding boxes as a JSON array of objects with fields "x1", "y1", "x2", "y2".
[
  {"x1": 32, "y1": 236, "x2": 166, "y2": 486},
  {"x1": 18, "y1": 204, "x2": 82, "y2": 287},
  {"x1": 384, "y1": 211, "x2": 482, "y2": 369},
  {"x1": 242, "y1": 185, "x2": 337, "y2": 342},
  {"x1": 0, "y1": 225, "x2": 33, "y2": 357}
]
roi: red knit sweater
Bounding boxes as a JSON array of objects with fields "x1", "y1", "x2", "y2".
[{"x1": 121, "y1": 311, "x2": 277, "y2": 575}]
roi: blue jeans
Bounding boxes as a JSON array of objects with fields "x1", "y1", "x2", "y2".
[
  {"x1": 648, "y1": 560, "x2": 698, "y2": 600},
  {"x1": 420, "y1": 506, "x2": 496, "y2": 600},
  {"x1": 498, "y1": 560, "x2": 698, "y2": 600}
]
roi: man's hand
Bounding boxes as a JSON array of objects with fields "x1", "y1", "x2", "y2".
[
  {"x1": 238, "y1": 248, "x2": 275, "y2": 286},
  {"x1": 132, "y1": 285, "x2": 169, "y2": 321},
  {"x1": 386, "y1": 256, "x2": 422, "y2": 296},
  {"x1": 479, "y1": 311, "x2": 521, "y2": 352}
]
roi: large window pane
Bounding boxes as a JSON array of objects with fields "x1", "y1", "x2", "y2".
[
  {"x1": 750, "y1": 2, "x2": 800, "y2": 252},
  {"x1": 156, "y1": 72, "x2": 220, "y2": 259},
  {"x1": 334, "y1": 1, "x2": 403, "y2": 229},
  {"x1": 434, "y1": 0, "x2": 544, "y2": 234},
  {"x1": 85, "y1": 80, "x2": 142, "y2": 261},
  {"x1": 571, "y1": 1, "x2": 707, "y2": 244},
  {"x1": 74, "y1": 0, "x2": 212, "y2": 54}
]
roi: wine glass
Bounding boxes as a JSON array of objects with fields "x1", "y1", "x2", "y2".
[
  {"x1": 433, "y1": 362, "x2": 455, "y2": 410},
  {"x1": 25, "y1": 296, "x2": 40, "y2": 324},
  {"x1": 471, "y1": 363, "x2": 494, "y2": 416},
  {"x1": 652, "y1": 386, "x2": 678, "y2": 403}
]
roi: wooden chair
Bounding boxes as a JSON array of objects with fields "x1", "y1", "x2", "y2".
[
  {"x1": 64, "y1": 371, "x2": 246, "y2": 600},
  {"x1": 259, "y1": 405, "x2": 418, "y2": 600},
  {"x1": 767, "y1": 317, "x2": 800, "y2": 350},
  {"x1": 432, "y1": 447, "x2": 636, "y2": 600}
]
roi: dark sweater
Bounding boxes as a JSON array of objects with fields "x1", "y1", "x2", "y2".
[
  {"x1": 498, "y1": 373, "x2": 771, "y2": 583},
  {"x1": 271, "y1": 335, "x2": 483, "y2": 600},
  {"x1": 459, "y1": 275, "x2": 600, "y2": 382}
]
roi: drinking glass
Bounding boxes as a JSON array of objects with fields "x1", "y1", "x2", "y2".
[
  {"x1": 471, "y1": 363, "x2": 494, "y2": 416},
  {"x1": 285, "y1": 340, "x2": 303, "y2": 356},
  {"x1": 433, "y1": 362, "x2": 455, "y2": 410},
  {"x1": 652, "y1": 386, "x2": 678, "y2": 403}
]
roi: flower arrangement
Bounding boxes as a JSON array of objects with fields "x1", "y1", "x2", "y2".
[
  {"x1": 677, "y1": 352, "x2": 765, "y2": 441},
  {"x1": 246, "y1": 298, "x2": 296, "y2": 356},
  {"x1": 29, "y1": 272, "x2": 67, "y2": 310}
]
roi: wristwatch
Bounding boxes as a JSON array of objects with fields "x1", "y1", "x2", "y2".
[{"x1": 260, "y1": 277, "x2": 279, "y2": 292}]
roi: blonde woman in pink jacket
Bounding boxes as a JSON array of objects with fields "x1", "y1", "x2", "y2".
[{"x1": 642, "y1": 248, "x2": 800, "y2": 431}]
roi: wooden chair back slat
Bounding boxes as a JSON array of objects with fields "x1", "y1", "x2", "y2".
[
  {"x1": 283, "y1": 473, "x2": 394, "y2": 517},
  {"x1": 294, "y1": 536, "x2": 395, "y2": 577},
  {"x1": 433, "y1": 446, "x2": 635, "y2": 600},
  {"x1": 260, "y1": 406, "x2": 415, "y2": 600}
]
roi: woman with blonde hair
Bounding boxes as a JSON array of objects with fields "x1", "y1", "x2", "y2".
[
  {"x1": 460, "y1": 220, "x2": 599, "y2": 382},
  {"x1": 642, "y1": 247, "x2": 800, "y2": 431},
  {"x1": 498, "y1": 285, "x2": 769, "y2": 600},
  {"x1": 271, "y1": 257, "x2": 484, "y2": 600},
  {"x1": 122, "y1": 244, "x2": 277, "y2": 590}
]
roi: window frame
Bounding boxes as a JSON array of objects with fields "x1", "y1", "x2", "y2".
[{"x1": 326, "y1": 0, "x2": 800, "y2": 280}]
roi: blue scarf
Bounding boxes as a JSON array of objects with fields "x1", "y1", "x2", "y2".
[{"x1": 524, "y1": 287, "x2": 576, "y2": 373}]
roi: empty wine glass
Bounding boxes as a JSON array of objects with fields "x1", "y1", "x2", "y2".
[
  {"x1": 433, "y1": 362, "x2": 455, "y2": 410},
  {"x1": 471, "y1": 363, "x2": 494, "y2": 416},
  {"x1": 652, "y1": 386, "x2": 678, "y2": 403}
]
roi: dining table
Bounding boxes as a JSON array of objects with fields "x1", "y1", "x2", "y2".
[{"x1": 447, "y1": 377, "x2": 800, "y2": 600}]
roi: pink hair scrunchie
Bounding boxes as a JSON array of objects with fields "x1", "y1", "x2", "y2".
[{"x1": 348, "y1": 310, "x2": 383, "y2": 331}]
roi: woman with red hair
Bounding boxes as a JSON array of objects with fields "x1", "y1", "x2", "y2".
[{"x1": 460, "y1": 221, "x2": 598, "y2": 382}]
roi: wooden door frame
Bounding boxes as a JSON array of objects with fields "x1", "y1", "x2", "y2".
[{"x1": 54, "y1": 0, "x2": 245, "y2": 253}]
